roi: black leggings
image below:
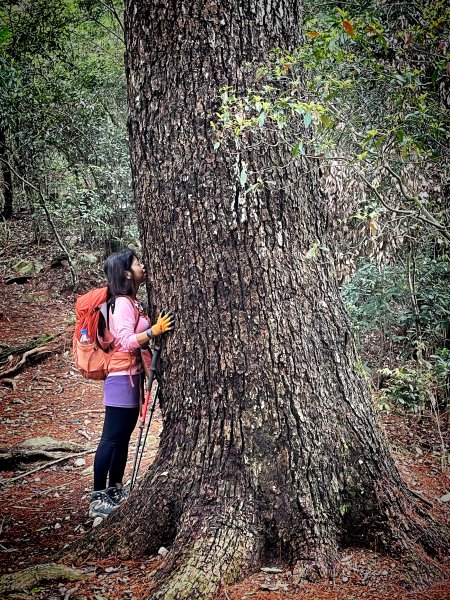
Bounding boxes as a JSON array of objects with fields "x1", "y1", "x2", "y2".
[{"x1": 93, "y1": 406, "x2": 139, "y2": 490}]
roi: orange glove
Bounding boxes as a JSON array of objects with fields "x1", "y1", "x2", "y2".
[{"x1": 147, "y1": 310, "x2": 175, "y2": 338}]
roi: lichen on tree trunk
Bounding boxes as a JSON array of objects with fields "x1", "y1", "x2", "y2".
[{"x1": 73, "y1": 1, "x2": 449, "y2": 598}]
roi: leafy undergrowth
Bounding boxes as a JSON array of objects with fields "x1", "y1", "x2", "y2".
[{"x1": 0, "y1": 220, "x2": 449, "y2": 599}]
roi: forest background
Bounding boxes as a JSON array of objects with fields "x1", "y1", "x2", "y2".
[
  {"x1": 2, "y1": 0, "x2": 448, "y2": 441},
  {"x1": 0, "y1": 0, "x2": 449, "y2": 598}
]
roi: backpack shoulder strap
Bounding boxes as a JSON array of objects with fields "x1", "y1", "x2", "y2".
[{"x1": 111, "y1": 295, "x2": 141, "y2": 332}]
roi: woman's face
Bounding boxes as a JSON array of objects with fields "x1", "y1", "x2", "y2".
[{"x1": 130, "y1": 256, "x2": 146, "y2": 287}]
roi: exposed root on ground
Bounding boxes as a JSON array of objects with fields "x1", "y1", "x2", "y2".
[
  {"x1": 66, "y1": 462, "x2": 449, "y2": 600},
  {"x1": 148, "y1": 505, "x2": 261, "y2": 600},
  {"x1": 0, "y1": 563, "x2": 87, "y2": 595}
]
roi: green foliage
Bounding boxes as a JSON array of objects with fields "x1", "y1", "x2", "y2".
[
  {"x1": 430, "y1": 348, "x2": 450, "y2": 405},
  {"x1": 0, "y1": 0, "x2": 134, "y2": 253},
  {"x1": 380, "y1": 350, "x2": 450, "y2": 412},
  {"x1": 212, "y1": 0, "x2": 449, "y2": 240},
  {"x1": 344, "y1": 250, "x2": 450, "y2": 413},
  {"x1": 379, "y1": 366, "x2": 431, "y2": 413},
  {"x1": 342, "y1": 260, "x2": 406, "y2": 339},
  {"x1": 214, "y1": 1, "x2": 449, "y2": 163},
  {"x1": 342, "y1": 253, "x2": 450, "y2": 353}
]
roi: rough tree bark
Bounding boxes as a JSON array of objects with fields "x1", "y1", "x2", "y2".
[{"x1": 76, "y1": 2, "x2": 448, "y2": 598}]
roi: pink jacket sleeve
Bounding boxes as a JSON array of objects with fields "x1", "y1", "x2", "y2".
[{"x1": 110, "y1": 297, "x2": 142, "y2": 352}]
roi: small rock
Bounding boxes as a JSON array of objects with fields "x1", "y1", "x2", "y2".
[
  {"x1": 261, "y1": 567, "x2": 284, "y2": 574},
  {"x1": 92, "y1": 517, "x2": 103, "y2": 528},
  {"x1": 74, "y1": 525, "x2": 86, "y2": 533},
  {"x1": 341, "y1": 555, "x2": 352, "y2": 562},
  {"x1": 82, "y1": 466, "x2": 94, "y2": 476},
  {"x1": 54, "y1": 522, "x2": 61, "y2": 529},
  {"x1": 158, "y1": 546, "x2": 169, "y2": 557},
  {"x1": 382, "y1": 570, "x2": 388, "y2": 576},
  {"x1": 74, "y1": 458, "x2": 86, "y2": 468},
  {"x1": 342, "y1": 576, "x2": 349, "y2": 583},
  {"x1": 439, "y1": 492, "x2": 450, "y2": 503},
  {"x1": 259, "y1": 583, "x2": 288, "y2": 592},
  {"x1": 105, "y1": 567, "x2": 118, "y2": 573}
]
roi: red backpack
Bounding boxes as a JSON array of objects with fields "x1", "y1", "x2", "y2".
[{"x1": 73, "y1": 288, "x2": 139, "y2": 380}]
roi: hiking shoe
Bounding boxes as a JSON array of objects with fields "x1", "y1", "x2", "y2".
[
  {"x1": 106, "y1": 483, "x2": 128, "y2": 505},
  {"x1": 89, "y1": 490, "x2": 117, "y2": 518}
]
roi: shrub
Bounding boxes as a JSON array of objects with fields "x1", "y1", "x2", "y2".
[{"x1": 379, "y1": 366, "x2": 431, "y2": 413}]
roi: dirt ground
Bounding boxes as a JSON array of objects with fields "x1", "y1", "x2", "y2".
[{"x1": 0, "y1": 222, "x2": 449, "y2": 599}]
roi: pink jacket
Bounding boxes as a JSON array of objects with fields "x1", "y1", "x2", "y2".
[{"x1": 108, "y1": 296, "x2": 150, "y2": 376}]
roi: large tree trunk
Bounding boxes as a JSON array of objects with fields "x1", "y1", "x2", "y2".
[{"x1": 76, "y1": 2, "x2": 448, "y2": 597}]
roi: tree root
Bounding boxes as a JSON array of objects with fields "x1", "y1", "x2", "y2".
[
  {"x1": 0, "y1": 449, "x2": 94, "y2": 483},
  {"x1": 65, "y1": 451, "x2": 449, "y2": 600},
  {"x1": 70, "y1": 465, "x2": 183, "y2": 561},
  {"x1": 0, "y1": 563, "x2": 87, "y2": 595},
  {"x1": 0, "y1": 436, "x2": 87, "y2": 470},
  {"x1": 0, "y1": 331, "x2": 70, "y2": 379},
  {"x1": 148, "y1": 506, "x2": 262, "y2": 600},
  {"x1": 0, "y1": 346, "x2": 52, "y2": 378}
]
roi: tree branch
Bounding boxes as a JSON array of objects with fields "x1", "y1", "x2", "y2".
[
  {"x1": 99, "y1": 0, "x2": 124, "y2": 33},
  {"x1": 383, "y1": 164, "x2": 450, "y2": 242},
  {"x1": 357, "y1": 169, "x2": 450, "y2": 242},
  {"x1": 357, "y1": 172, "x2": 413, "y2": 216}
]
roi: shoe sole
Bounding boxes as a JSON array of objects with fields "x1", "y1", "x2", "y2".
[
  {"x1": 89, "y1": 505, "x2": 116, "y2": 519},
  {"x1": 89, "y1": 509, "x2": 109, "y2": 519}
]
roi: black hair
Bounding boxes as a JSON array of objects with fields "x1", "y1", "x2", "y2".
[{"x1": 103, "y1": 249, "x2": 137, "y2": 299}]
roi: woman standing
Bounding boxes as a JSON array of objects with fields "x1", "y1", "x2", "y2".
[{"x1": 89, "y1": 249, "x2": 174, "y2": 519}]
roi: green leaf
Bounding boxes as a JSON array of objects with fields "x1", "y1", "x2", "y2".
[
  {"x1": 258, "y1": 111, "x2": 266, "y2": 128},
  {"x1": 245, "y1": 181, "x2": 262, "y2": 195},
  {"x1": 306, "y1": 243, "x2": 319, "y2": 259},
  {"x1": 240, "y1": 165, "x2": 248, "y2": 186},
  {"x1": 291, "y1": 141, "x2": 305, "y2": 158},
  {"x1": 0, "y1": 26, "x2": 12, "y2": 46},
  {"x1": 320, "y1": 114, "x2": 333, "y2": 128},
  {"x1": 304, "y1": 111, "x2": 312, "y2": 128}
]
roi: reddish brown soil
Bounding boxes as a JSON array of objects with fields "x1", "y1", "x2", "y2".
[{"x1": 0, "y1": 225, "x2": 449, "y2": 599}]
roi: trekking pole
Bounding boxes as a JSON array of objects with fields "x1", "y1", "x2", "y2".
[{"x1": 129, "y1": 336, "x2": 163, "y2": 492}]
